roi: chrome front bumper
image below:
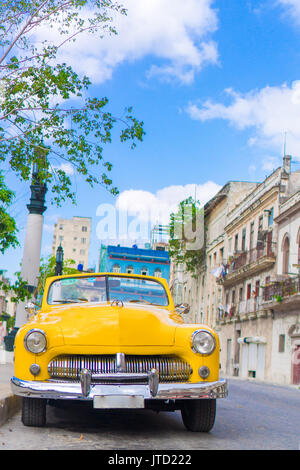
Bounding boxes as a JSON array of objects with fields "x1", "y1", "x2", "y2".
[{"x1": 11, "y1": 371, "x2": 227, "y2": 403}]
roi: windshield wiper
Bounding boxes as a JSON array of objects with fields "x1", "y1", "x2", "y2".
[{"x1": 53, "y1": 298, "x2": 89, "y2": 304}]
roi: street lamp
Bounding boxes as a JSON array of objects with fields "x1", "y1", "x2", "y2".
[{"x1": 55, "y1": 245, "x2": 64, "y2": 276}]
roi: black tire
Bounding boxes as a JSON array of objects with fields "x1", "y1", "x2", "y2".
[
  {"x1": 22, "y1": 397, "x2": 47, "y2": 427},
  {"x1": 181, "y1": 399, "x2": 216, "y2": 432}
]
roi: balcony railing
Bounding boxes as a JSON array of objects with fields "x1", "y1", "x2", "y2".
[
  {"x1": 228, "y1": 243, "x2": 276, "y2": 274},
  {"x1": 217, "y1": 296, "x2": 265, "y2": 322},
  {"x1": 238, "y1": 297, "x2": 264, "y2": 315},
  {"x1": 263, "y1": 276, "x2": 300, "y2": 302},
  {"x1": 218, "y1": 303, "x2": 236, "y2": 321},
  {"x1": 216, "y1": 242, "x2": 276, "y2": 286}
]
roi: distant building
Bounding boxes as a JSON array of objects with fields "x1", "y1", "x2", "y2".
[
  {"x1": 98, "y1": 244, "x2": 170, "y2": 281},
  {"x1": 0, "y1": 270, "x2": 17, "y2": 317},
  {"x1": 52, "y1": 216, "x2": 91, "y2": 270}
]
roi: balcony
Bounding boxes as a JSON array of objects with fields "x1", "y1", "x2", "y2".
[
  {"x1": 217, "y1": 242, "x2": 276, "y2": 287},
  {"x1": 218, "y1": 304, "x2": 237, "y2": 323},
  {"x1": 218, "y1": 296, "x2": 266, "y2": 324},
  {"x1": 262, "y1": 275, "x2": 300, "y2": 311},
  {"x1": 238, "y1": 297, "x2": 266, "y2": 319}
]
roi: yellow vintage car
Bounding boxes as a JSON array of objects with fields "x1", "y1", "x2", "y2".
[{"x1": 11, "y1": 273, "x2": 227, "y2": 432}]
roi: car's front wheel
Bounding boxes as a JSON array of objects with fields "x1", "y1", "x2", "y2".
[
  {"x1": 22, "y1": 397, "x2": 47, "y2": 427},
  {"x1": 181, "y1": 399, "x2": 216, "y2": 432}
]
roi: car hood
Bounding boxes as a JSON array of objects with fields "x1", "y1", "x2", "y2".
[{"x1": 38, "y1": 303, "x2": 178, "y2": 346}]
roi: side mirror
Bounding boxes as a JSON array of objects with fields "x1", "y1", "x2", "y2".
[
  {"x1": 175, "y1": 303, "x2": 190, "y2": 315},
  {"x1": 25, "y1": 301, "x2": 39, "y2": 314}
]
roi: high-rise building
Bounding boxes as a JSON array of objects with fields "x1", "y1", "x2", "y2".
[{"x1": 52, "y1": 216, "x2": 91, "y2": 270}]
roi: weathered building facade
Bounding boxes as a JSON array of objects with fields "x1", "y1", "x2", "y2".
[
  {"x1": 262, "y1": 189, "x2": 300, "y2": 385},
  {"x1": 176, "y1": 156, "x2": 300, "y2": 385}
]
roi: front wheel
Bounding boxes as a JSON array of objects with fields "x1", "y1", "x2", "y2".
[
  {"x1": 22, "y1": 397, "x2": 47, "y2": 427},
  {"x1": 181, "y1": 399, "x2": 216, "y2": 432}
]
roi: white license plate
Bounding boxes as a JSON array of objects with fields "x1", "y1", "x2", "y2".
[{"x1": 93, "y1": 395, "x2": 145, "y2": 409}]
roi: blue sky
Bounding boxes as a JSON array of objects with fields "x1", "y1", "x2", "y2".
[{"x1": 2, "y1": 0, "x2": 300, "y2": 279}]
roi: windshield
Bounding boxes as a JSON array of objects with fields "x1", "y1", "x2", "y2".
[{"x1": 47, "y1": 275, "x2": 169, "y2": 307}]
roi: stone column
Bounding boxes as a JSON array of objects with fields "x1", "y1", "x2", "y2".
[{"x1": 14, "y1": 169, "x2": 47, "y2": 328}]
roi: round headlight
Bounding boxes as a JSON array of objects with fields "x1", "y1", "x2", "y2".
[
  {"x1": 24, "y1": 329, "x2": 47, "y2": 354},
  {"x1": 191, "y1": 330, "x2": 216, "y2": 355}
]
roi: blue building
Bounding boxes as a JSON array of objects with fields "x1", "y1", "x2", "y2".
[{"x1": 98, "y1": 244, "x2": 170, "y2": 282}]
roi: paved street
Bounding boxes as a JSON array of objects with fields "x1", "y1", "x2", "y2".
[{"x1": 0, "y1": 378, "x2": 299, "y2": 450}]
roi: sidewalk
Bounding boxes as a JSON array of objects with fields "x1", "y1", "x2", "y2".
[{"x1": 0, "y1": 363, "x2": 21, "y2": 426}]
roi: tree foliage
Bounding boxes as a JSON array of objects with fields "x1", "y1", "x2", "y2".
[
  {"x1": 169, "y1": 197, "x2": 205, "y2": 277},
  {"x1": 0, "y1": 171, "x2": 19, "y2": 253},
  {"x1": 0, "y1": 0, "x2": 145, "y2": 249},
  {"x1": 0, "y1": 255, "x2": 80, "y2": 305},
  {"x1": 36, "y1": 255, "x2": 79, "y2": 297}
]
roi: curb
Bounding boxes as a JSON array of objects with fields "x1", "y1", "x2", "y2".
[{"x1": 0, "y1": 390, "x2": 21, "y2": 427}]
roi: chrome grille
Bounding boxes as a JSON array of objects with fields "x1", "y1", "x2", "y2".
[{"x1": 48, "y1": 355, "x2": 192, "y2": 383}]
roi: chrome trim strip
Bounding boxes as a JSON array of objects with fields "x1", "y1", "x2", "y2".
[
  {"x1": 47, "y1": 355, "x2": 192, "y2": 383},
  {"x1": 11, "y1": 376, "x2": 227, "y2": 401},
  {"x1": 148, "y1": 369, "x2": 159, "y2": 397},
  {"x1": 116, "y1": 353, "x2": 126, "y2": 373},
  {"x1": 80, "y1": 369, "x2": 91, "y2": 397}
]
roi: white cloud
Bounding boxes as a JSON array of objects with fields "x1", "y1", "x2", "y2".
[
  {"x1": 32, "y1": 0, "x2": 218, "y2": 84},
  {"x1": 116, "y1": 181, "x2": 222, "y2": 225},
  {"x1": 186, "y1": 80, "x2": 300, "y2": 157},
  {"x1": 53, "y1": 162, "x2": 75, "y2": 176},
  {"x1": 96, "y1": 181, "x2": 221, "y2": 246},
  {"x1": 277, "y1": 0, "x2": 300, "y2": 23}
]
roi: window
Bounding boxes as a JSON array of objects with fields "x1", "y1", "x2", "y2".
[
  {"x1": 82, "y1": 226, "x2": 87, "y2": 232},
  {"x1": 268, "y1": 208, "x2": 274, "y2": 226},
  {"x1": 246, "y1": 283, "x2": 251, "y2": 300},
  {"x1": 242, "y1": 228, "x2": 246, "y2": 251},
  {"x1": 258, "y1": 215, "x2": 263, "y2": 232},
  {"x1": 141, "y1": 267, "x2": 148, "y2": 276},
  {"x1": 81, "y1": 238, "x2": 86, "y2": 244},
  {"x1": 279, "y1": 334, "x2": 285, "y2": 353},
  {"x1": 255, "y1": 280, "x2": 260, "y2": 297},
  {"x1": 154, "y1": 268, "x2": 162, "y2": 278},
  {"x1": 234, "y1": 234, "x2": 239, "y2": 252},
  {"x1": 265, "y1": 276, "x2": 271, "y2": 301},
  {"x1": 126, "y1": 266, "x2": 134, "y2": 274},
  {"x1": 282, "y1": 235, "x2": 290, "y2": 274},
  {"x1": 112, "y1": 264, "x2": 121, "y2": 273},
  {"x1": 250, "y1": 222, "x2": 255, "y2": 250},
  {"x1": 228, "y1": 238, "x2": 232, "y2": 255},
  {"x1": 59, "y1": 224, "x2": 63, "y2": 230},
  {"x1": 80, "y1": 249, "x2": 85, "y2": 255},
  {"x1": 59, "y1": 236, "x2": 64, "y2": 242},
  {"x1": 239, "y1": 287, "x2": 243, "y2": 301}
]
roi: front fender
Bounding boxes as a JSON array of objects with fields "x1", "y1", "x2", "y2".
[{"x1": 174, "y1": 324, "x2": 220, "y2": 383}]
